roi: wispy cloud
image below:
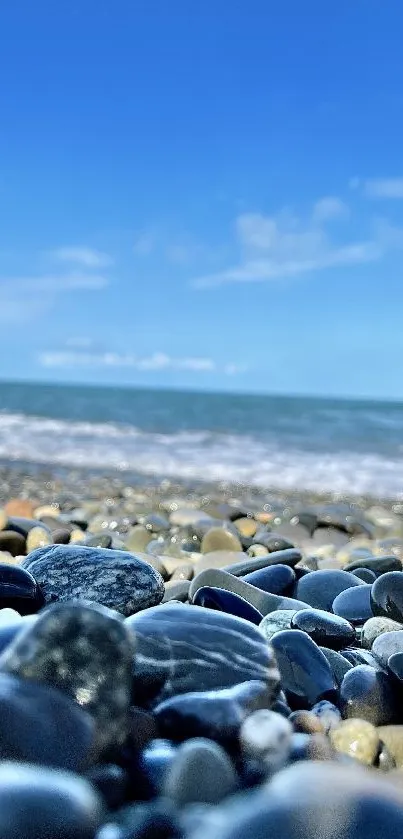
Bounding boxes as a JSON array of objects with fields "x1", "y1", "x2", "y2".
[
  {"x1": 38, "y1": 348, "x2": 245, "y2": 375},
  {"x1": 364, "y1": 178, "x2": 403, "y2": 199},
  {"x1": 49, "y1": 246, "x2": 113, "y2": 268},
  {"x1": 192, "y1": 198, "x2": 380, "y2": 288},
  {"x1": 0, "y1": 272, "x2": 109, "y2": 323}
]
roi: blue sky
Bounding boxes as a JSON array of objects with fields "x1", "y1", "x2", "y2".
[{"x1": 1, "y1": 0, "x2": 403, "y2": 398}]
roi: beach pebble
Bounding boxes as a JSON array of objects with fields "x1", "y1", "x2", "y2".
[
  {"x1": 332, "y1": 584, "x2": 373, "y2": 625},
  {"x1": 240, "y1": 709, "x2": 292, "y2": 767},
  {"x1": 26, "y1": 526, "x2": 52, "y2": 553},
  {"x1": 126, "y1": 602, "x2": 280, "y2": 708},
  {"x1": 193, "y1": 550, "x2": 248, "y2": 573},
  {"x1": 0, "y1": 532, "x2": 26, "y2": 557},
  {"x1": 345, "y1": 555, "x2": 402, "y2": 574},
  {"x1": 125, "y1": 526, "x2": 154, "y2": 553},
  {"x1": 310, "y1": 699, "x2": 341, "y2": 732},
  {"x1": 201, "y1": 528, "x2": 242, "y2": 554},
  {"x1": 290, "y1": 608, "x2": 355, "y2": 650},
  {"x1": 4, "y1": 499, "x2": 35, "y2": 518},
  {"x1": 225, "y1": 547, "x2": 302, "y2": 575},
  {"x1": 270, "y1": 629, "x2": 337, "y2": 709},
  {"x1": 352, "y1": 568, "x2": 377, "y2": 583},
  {"x1": 339, "y1": 664, "x2": 399, "y2": 726},
  {"x1": 193, "y1": 586, "x2": 263, "y2": 624},
  {"x1": 259, "y1": 609, "x2": 297, "y2": 640},
  {"x1": 190, "y1": 567, "x2": 309, "y2": 616},
  {"x1": 371, "y1": 572, "x2": 403, "y2": 623},
  {"x1": 362, "y1": 616, "x2": 403, "y2": 649},
  {"x1": 233, "y1": 518, "x2": 258, "y2": 538},
  {"x1": 22, "y1": 545, "x2": 164, "y2": 616},
  {"x1": 330, "y1": 718, "x2": 380, "y2": 765},
  {"x1": 378, "y1": 726, "x2": 403, "y2": 768},
  {"x1": 372, "y1": 630, "x2": 403, "y2": 668},
  {"x1": 319, "y1": 647, "x2": 353, "y2": 685},
  {"x1": 163, "y1": 738, "x2": 238, "y2": 805},
  {"x1": 0, "y1": 564, "x2": 45, "y2": 615},
  {"x1": 0, "y1": 600, "x2": 135, "y2": 755},
  {"x1": 241, "y1": 564, "x2": 296, "y2": 595},
  {"x1": 295, "y1": 569, "x2": 363, "y2": 612}
]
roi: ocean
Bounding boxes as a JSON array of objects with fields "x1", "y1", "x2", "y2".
[{"x1": 0, "y1": 381, "x2": 402, "y2": 498}]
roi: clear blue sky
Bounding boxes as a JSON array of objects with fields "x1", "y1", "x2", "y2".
[{"x1": 1, "y1": 0, "x2": 403, "y2": 398}]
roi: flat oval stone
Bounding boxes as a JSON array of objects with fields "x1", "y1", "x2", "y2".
[
  {"x1": 22, "y1": 545, "x2": 164, "y2": 616},
  {"x1": 372, "y1": 631, "x2": 403, "y2": 668},
  {"x1": 162, "y1": 738, "x2": 237, "y2": 805},
  {"x1": 270, "y1": 629, "x2": 337, "y2": 709},
  {"x1": 371, "y1": 572, "x2": 403, "y2": 623},
  {"x1": 295, "y1": 570, "x2": 363, "y2": 612},
  {"x1": 0, "y1": 600, "x2": 135, "y2": 755},
  {"x1": 340, "y1": 665, "x2": 399, "y2": 726},
  {"x1": 190, "y1": 568, "x2": 309, "y2": 616},
  {"x1": 0, "y1": 672, "x2": 95, "y2": 771},
  {"x1": 224, "y1": 548, "x2": 302, "y2": 576},
  {"x1": 154, "y1": 680, "x2": 270, "y2": 751},
  {"x1": 126, "y1": 603, "x2": 280, "y2": 709},
  {"x1": 0, "y1": 532, "x2": 26, "y2": 557},
  {"x1": 0, "y1": 564, "x2": 45, "y2": 615},
  {"x1": 332, "y1": 584, "x2": 373, "y2": 625},
  {"x1": 291, "y1": 608, "x2": 355, "y2": 650},
  {"x1": 352, "y1": 568, "x2": 377, "y2": 584},
  {"x1": 193, "y1": 586, "x2": 263, "y2": 625},
  {"x1": 259, "y1": 610, "x2": 297, "y2": 641},
  {"x1": 0, "y1": 761, "x2": 104, "y2": 839},
  {"x1": 319, "y1": 647, "x2": 353, "y2": 685},
  {"x1": 330, "y1": 718, "x2": 380, "y2": 765},
  {"x1": 345, "y1": 555, "x2": 402, "y2": 574},
  {"x1": 241, "y1": 564, "x2": 296, "y2": 596},
  {"x1": 362, "y1": 616, "x2": 403, "y2": 649},
  {"x1": 253, "y1": 531, "x2": 295, "y2": 552},
  {"x1": 200, "y1": 528, "x2": 242, "y2": 554}
]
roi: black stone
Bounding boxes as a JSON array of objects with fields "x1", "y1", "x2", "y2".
[
  {"x1": 22, "y1": 545, "x2": 164, "y2": 616},
  {"x1": 0, "y1": 761, "x2": 104, "y2": 839},
  {"x1": 294, "y1": 570, "x2": 363, "y2": 612},
  {"x1": 193, "y1": 586, "x2": 263, "y2": 625},
  {"x1": 371, "y1": 572, "x2": 403, "y2": 623},
  {"x1": 113, "y1": 800, "x2": 181, "y2": 839},
  {"x1": 290, "y1": 609, "x2": 355, "y2": 650},
  {"x1": 52, "y1": 527, "x2": 72, "y2": 545},
  {"x1": 85, "y1": 534, "x2": 113, "y2": 549},
  {"x1": 0, "y1": 532, "x2": 26, "y2": 556},
  {"x1": 162, "y1": 737, "x2": 238, "y2": 805},
  {"x1": 241, "y1": 564, "x2": 296, "y2": 596},
  {"x1": 0, "y1": 672, "x2": 95, "y2": 771},
  {"x1": 345, "y1": 555, "x2": 402, "y2": 575},
  {"x1": 352, "y1": 568, "x2": 377, "y2": 584},
  {"x1": 85, "y1": 764, "x2": 128, "y2": 810},
  {"x1": 126, "y1": 603, "x2": 280, "y2": 709},
  {"x1": 270, "y1": 629, "x2": 338, "y2": 709},
  {"x1": 154, "y1": 680, "x2": 270, "y2": 752},
  {"x1": 0, "y1": 564, "x2": 45, "y2": 615},
  {"x1": 319, "y1": 648, "x2": 353, "y2": 686},
  {"x1": 223, "y1": 548, "x2": 302, "y2": 576},
  {"x1": 138, "y1": 739, "x2": 177, "y2": 798},
  {"x1": 339, "y1": 665, "x2": 399, "y2": 725},
  {"x1": 339, "y1": 647, "x2": 382, "y2": 669},
  {"x1": 189, "y1": 568, "x2": 309, "y2": 616},
  {"x1": 387, "y1": 651, "x2": 403, "y2": 683},
  {"x1": 372, "y1": 631, "x2": 403, "y2": 668},
  {"x1": 332, "y1": 584, "x2": 373, "y2": 625}
]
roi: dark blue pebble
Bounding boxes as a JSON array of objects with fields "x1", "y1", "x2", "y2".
[
  {"x1": 352, "y1": 568, "x2": 377, "y2": 584},
  {"x1": 0, "y1": 564, "x2": 45, "y2": 615},
  {"x1": 332, "y1": 584, "x2": 373, "y2": 625},
  {"x1": 294, "y1": 570, "x2": 363, "y2": 612},
  {"x1": 192, "y1": 586, "x2": 263, "y2": 625},
  {"x1": 241, "y1": 564, "x2": 296, "y2": 596},
  {"x1": 290, "y1": 608, "x2": 355, "y2": 650},
  {"x1": 270, "y1": 629, "x2": 338, "y2": 710},
  {"x1": 371, "y1": 572, "x2": 403, "y2": 623},
  {"x1": 339, "y1": 664, "x2": 399, "y2": 726}
]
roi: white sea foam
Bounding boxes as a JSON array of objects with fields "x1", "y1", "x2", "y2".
[{"x1": 0, "y1": 411, "x2": 402, "y2": 498}]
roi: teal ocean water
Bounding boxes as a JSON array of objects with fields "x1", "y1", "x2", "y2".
[{"x1": 0, "y1": 381, "x2": 402, "y2": 497}]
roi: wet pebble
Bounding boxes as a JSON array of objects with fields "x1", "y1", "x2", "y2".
[
  {"x1": 259, "y1": 609, "x2": 297, "y2": 641},
  {"x1": 295, "y1": 569, "x2": 363, "y2": 612},
  {"x1": 319, "y1": 647, "x2": 353, "y2": 685},
  {"x1": 339, "y1": 664, "x2": 399, "y2": 725},
  {"x1": 200, "y1": 528, "x2": 242, "y2": 554},
  {"x1": 362, "y1": 616, "x2": 403, "y2": 649},
  {"x1": 190, "y1": 568, "x2": 309, "y2": 616},
  {"x1": 332, "y1": 584, "x2": 373, "y2": 625},
  {"x1": 239, "y1": 709, "x2": 292, "y2": 768},
  {"x1": 241, "y1": 564, "x2": 296, "y2": 595},
  {"x1": 270, "y1": 629, "x2": 337, "y2": 709},
  {"x1": 372, "y1": 630, "x2": 403, "y2": 668},
  {"x1": 371, "y1": 572, "x2": 403, "y2": 623},
  {"x1": 162, "y1": 738, "x2": 238, "y2": 805},
  {"x1": 330, "y1": 718, "x2": 380, "y2": 765},
  {"x1": 290, "y1": 608, "x2": 355, "y2": 650},
  {"x1": 193, "y1": 586, "x2": 263, "y2": 624}
]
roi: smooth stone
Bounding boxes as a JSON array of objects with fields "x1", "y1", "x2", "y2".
[
  {"x1": 224, "y1": 548, "x2": 302, "y2": 575},
  {"x1": 275, "y1": 521, "x2": 311, "y2": 544},
  {"x1": 0, "y1": 615, "x2": 37, "y2": 656},
  {"x1": 126, "y1": 603, "x2": 280, "y2": 709},
  {"x1": 295, "y1": 570, "x2": 363, "y2": 612},
  {"x1": 22, "y1": 545, "x2": 164, "y2": 616},
  {"x1": 340, "y1": 647, "x2": 382, "y2": 669},
  {"x1": 200, "y1": 528, "x2": 242, "y2": 554},
  {"x1": 346, "y1": 555, "x2": 402, "y2": 574},
  {"x1": 378, "y1": 726, "x2": 403, "y2": 768},
  {"x1": 310, "y1": 699, "x2": 341, "y2": 732},
  {"x1": 142, "y1": 513, "x2": 170, "y2": 533},
  {"x1": 138, "y1": 739, "x2": 177, "y2": 798},
  {"x1": 311, "y1": 527, "x2": 350, "y2": 548},
  {"x1": 52, "y1": 527, "x2": 73, "y2": 545},
  {"x1": 85, "y1": 533, "x2": 113, "y2": 549},
  {"x1": 240, "y1": 709, "x2": 292, "y2": 768},
  {"x1": 169, "y1": 508, "x2": 215, "y2": 528},
  {"x1": 26, "y1": 526, "x2": 52, "y2": 552},
  {"x1": 170, "y1": 562, "x2": 194, "y2": 581},
  {"x1": 193, "y1": 551, "x2": 248, "y2": 574},
  {"x1": 371, "y1": 572, "x2": 403, "y2": 623},
  {"x1": 253, "y1": 531, "x2": 295, "y2": 552},
  {"x1": 330, "y1": 718, "x2": 380, "y2": 765},
  {"x1": 154, "y1": 680, "x2": 270, "y2": 752},
  {"x1": 162, "y1": 738, "x2": 237, "y2": 805},
  {"x1": 233, "y1": 518, "x2": 258, "y2": 538},
  {"x1": 0, "y1": 564, "x2": 45, "y2": 615},
  {"x1": 332, "y1": 584, "x2": 373, "y2": 625},
  {"x1": 189, "y1": 568, "x2": 309, "y2": 616},
  {"x1": 161, "y1": 580, "x2": 190, "y2": 602},
  {"x1": 372, "y1": 631, "x2": 403, "y2": 668},
  {"x1": 0, "y1": 672, "x2": 95, "y2": 771},
  {"x1": 270, "y1": 629, "x2": 337, "y2": 709},
  {"x1": 378, "y1": 741, "x2": 396, "y2": 770},
  {"x1": 319, "y1": 647, "x2": 353, "y2": 686},
  {"x1": 376, "y1": 537, "x2": 403, "y2": 560},
  {"x1": 135, "y1": 554, "x2": 169, "y2": 581},
  {"x1": 193, "y1": 586, "x2": 263, "y2": 625},
  {"x1": 288, "y1": 731, "x2": 335, "y2": 762},
  {"x1": 0, "y1": 600, "x2": 135, "y2": 755},
  {"x1": 352, "y1": 568, "x2": 377, "y2": 583},
  {"x1": 125, "y1": 526, "x2": 154, "y2": 552},
  {"x1": 340, "y1": 665, "x2": 399, "y2": 725},
  {"x1": 387, "y1": 651, "x2": 403, "y2": 683},
  {"x1": 4, "y1": 499, "x2": 35, "y2": 518},
  {"x1": 259, "y1": 610, "x2": 297, "y2": 641},
  {"x1": 0, "y1": 531, "x2": 26, "y2": 556},
  {"x1": 291, "y1": 608, "x2": 355, "y2": 650},
  {"x1": 0, "y1": 761, "x2": 104, "y2": 839},
  {"x1": 288, "y1": 710, "x2": 325, "y2": 734},
  {"x1": 247, "y1": 544, "x2": 274, "y2": 558},
  {"x1": 241, "y1": 564, "x2": 296, "y2": 596},
  {"x1": 362, "y1": 616, "x2": 403, "y2": 649}
]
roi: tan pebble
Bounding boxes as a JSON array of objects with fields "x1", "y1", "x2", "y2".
[
  {"x1": 330, "y1": 719, "x2": 379, "y2": 765},
  {"x1": 194, "y1": 550, "x2": 247, "y2": 572},
  {"x1": 170, "y1": 562, "x2": 194, "y2": 581},
  {"x1": 126, "y1": 525, "x2": 154, "y2": 552},
  {"x1": 289, "y1": 710, "x2": 325, "y2": 735},
  {"x1": 378, "y1": 727, "x2": 403, "y2": 768},
  {"x1": 69, "y1": 528, "x2": 86, "y2": 544},
  {"x1": 200, "y1": 527, "x2": 242, "y2": 554},
  {"x1": 34, "y1": 504, "x2": 60, "y2": 520},
  {"x1": 26, "y1": 526, "x2": 52, "y2": 553},
  {"x1": 247, "y1": 544, "x2": 270, "y2": 558},
  {"x1": 0, "y1": 551, "x2": 23, "y2": 565},
  {"x1": 317, "y1": 556, "x2": 343, "y2": 570},
  {"x1": 255, "y1": 512, "x2": 275, "y2": 524},
  {"x1": 4, "y1": 499, "x2": 35, "y2": 518},
  {"x1": 233, "y1": 517, "x2": 258, "y2": 538},
  {"x1": 0, "y1": 510, "x2": 8, "y2": 531}
]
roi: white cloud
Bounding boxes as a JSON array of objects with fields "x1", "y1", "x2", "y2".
[
  {"x1": 0, "y1": 272, "x2": 109, "y2": 323},
  {"x1": 363, "y1": 178, "x2": 403, "y2": 199},
  {"x1": 50, "y1": 246, "x2": 113, "y2": 268},
  {"x1": 192, "y1": 199, "x2": 381, "y2": 288},
  {"x1": 38, "y1": 349, "x2": 244, "y2": 375}
]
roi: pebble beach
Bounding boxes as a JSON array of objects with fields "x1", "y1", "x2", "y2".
[{"x1": 1, "y1": 455, "x2": 403, "y2": 838}]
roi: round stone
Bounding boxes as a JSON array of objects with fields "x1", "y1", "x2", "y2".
[
  {"x1": 200, "y1": 528, "x2": 242, "y2": 554},
  {"x1": 125, "y1": 526, "x2": 154, "y2": 552},
  {"x1": 270, "y1": 629, "x2": 337, "y2": 709},
  {"x1": 371, "y1": 572, "x2": 403, "y2": 623},
  {"x1": 162, "y1": 738, "x2": 237, "y2": 805},
  {"x1": 0, "y1": 564, "x2": 45, "y2": 615},
  {"x1": 330, "y1": 718, "x2": 380, "y2": 765},
  {"x1": 362, "y1": 616, "x2": 403, "y2": 649},
  {"x1": 295, "y1": 569, "x2": 363, "y2": 612},
  {"x1": 339, "y1": 664, "x2": 399, "y2": 726},
  {"x1": 241, "y1": 564, "x2": 296, "y2": 596},
  {"x1": 377, "y1": 726, "x2": 403, "y2": 768},
  {"x1": 372, "y1": 631, "x2": 403, "y2": 668},
  {"x1": 352, "y1": 568, "x2": 377, "y2": 583},
  {"x1": 319, "y1": 647, "x2": 353, "y2": 686},
  {"x1": 233, "y1": 518, "x2": 258, "y2": 538},
  {"x1": 26, "y1": 526, "x2": 52, "y2": 553},
  {"x1": 332, "y1": 584, "x2": 373, "y2": 625},
  {"x1": 4, "y1": 499, "x2": 35, "y2": 518},
  {"x1": 290, "y1": 608, "x2": 355, "y2": 650},
  {"x1": 0, "y1": 532, "x2": 26, "y2": 557}
]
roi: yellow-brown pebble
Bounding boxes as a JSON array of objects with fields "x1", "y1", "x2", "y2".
[
  {"x1": 233, "y1": 517, "x2": 258, "y2": 538},
  {"x1": 125, "y1": 525, "x2": 154, "y2": 552},
  {"x1": 378, "y1": 727, "x2": 403, "y2": 768},
  {"x1": 26, "y1": 526, "x2": 52, "y2": 553},
  {"x1": 200, "y1": 528, "x2": 242, "y2": 554},
  {"x1": 330, "y1": 719, "x2": 380, "y2": 765}
]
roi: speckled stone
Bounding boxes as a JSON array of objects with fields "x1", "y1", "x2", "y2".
[
  {"x1": 362, "y1": 616, "x2": 403, "y2": 649},
  {"x1": 22, "y1": 545, "x2": 164, "y2": 616},
  {"x1": 259, "y1": 610, "x2": 297, "y2": 641},
  {"x1": 200, "y1": 528, "x2": 242, "y2": 554},
  {"x1": 0, "y1": 600, "x2": 135, "y2": 755},
  {"x1": 330, "y1": 718, "x2": 380, "y2": 765}
]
